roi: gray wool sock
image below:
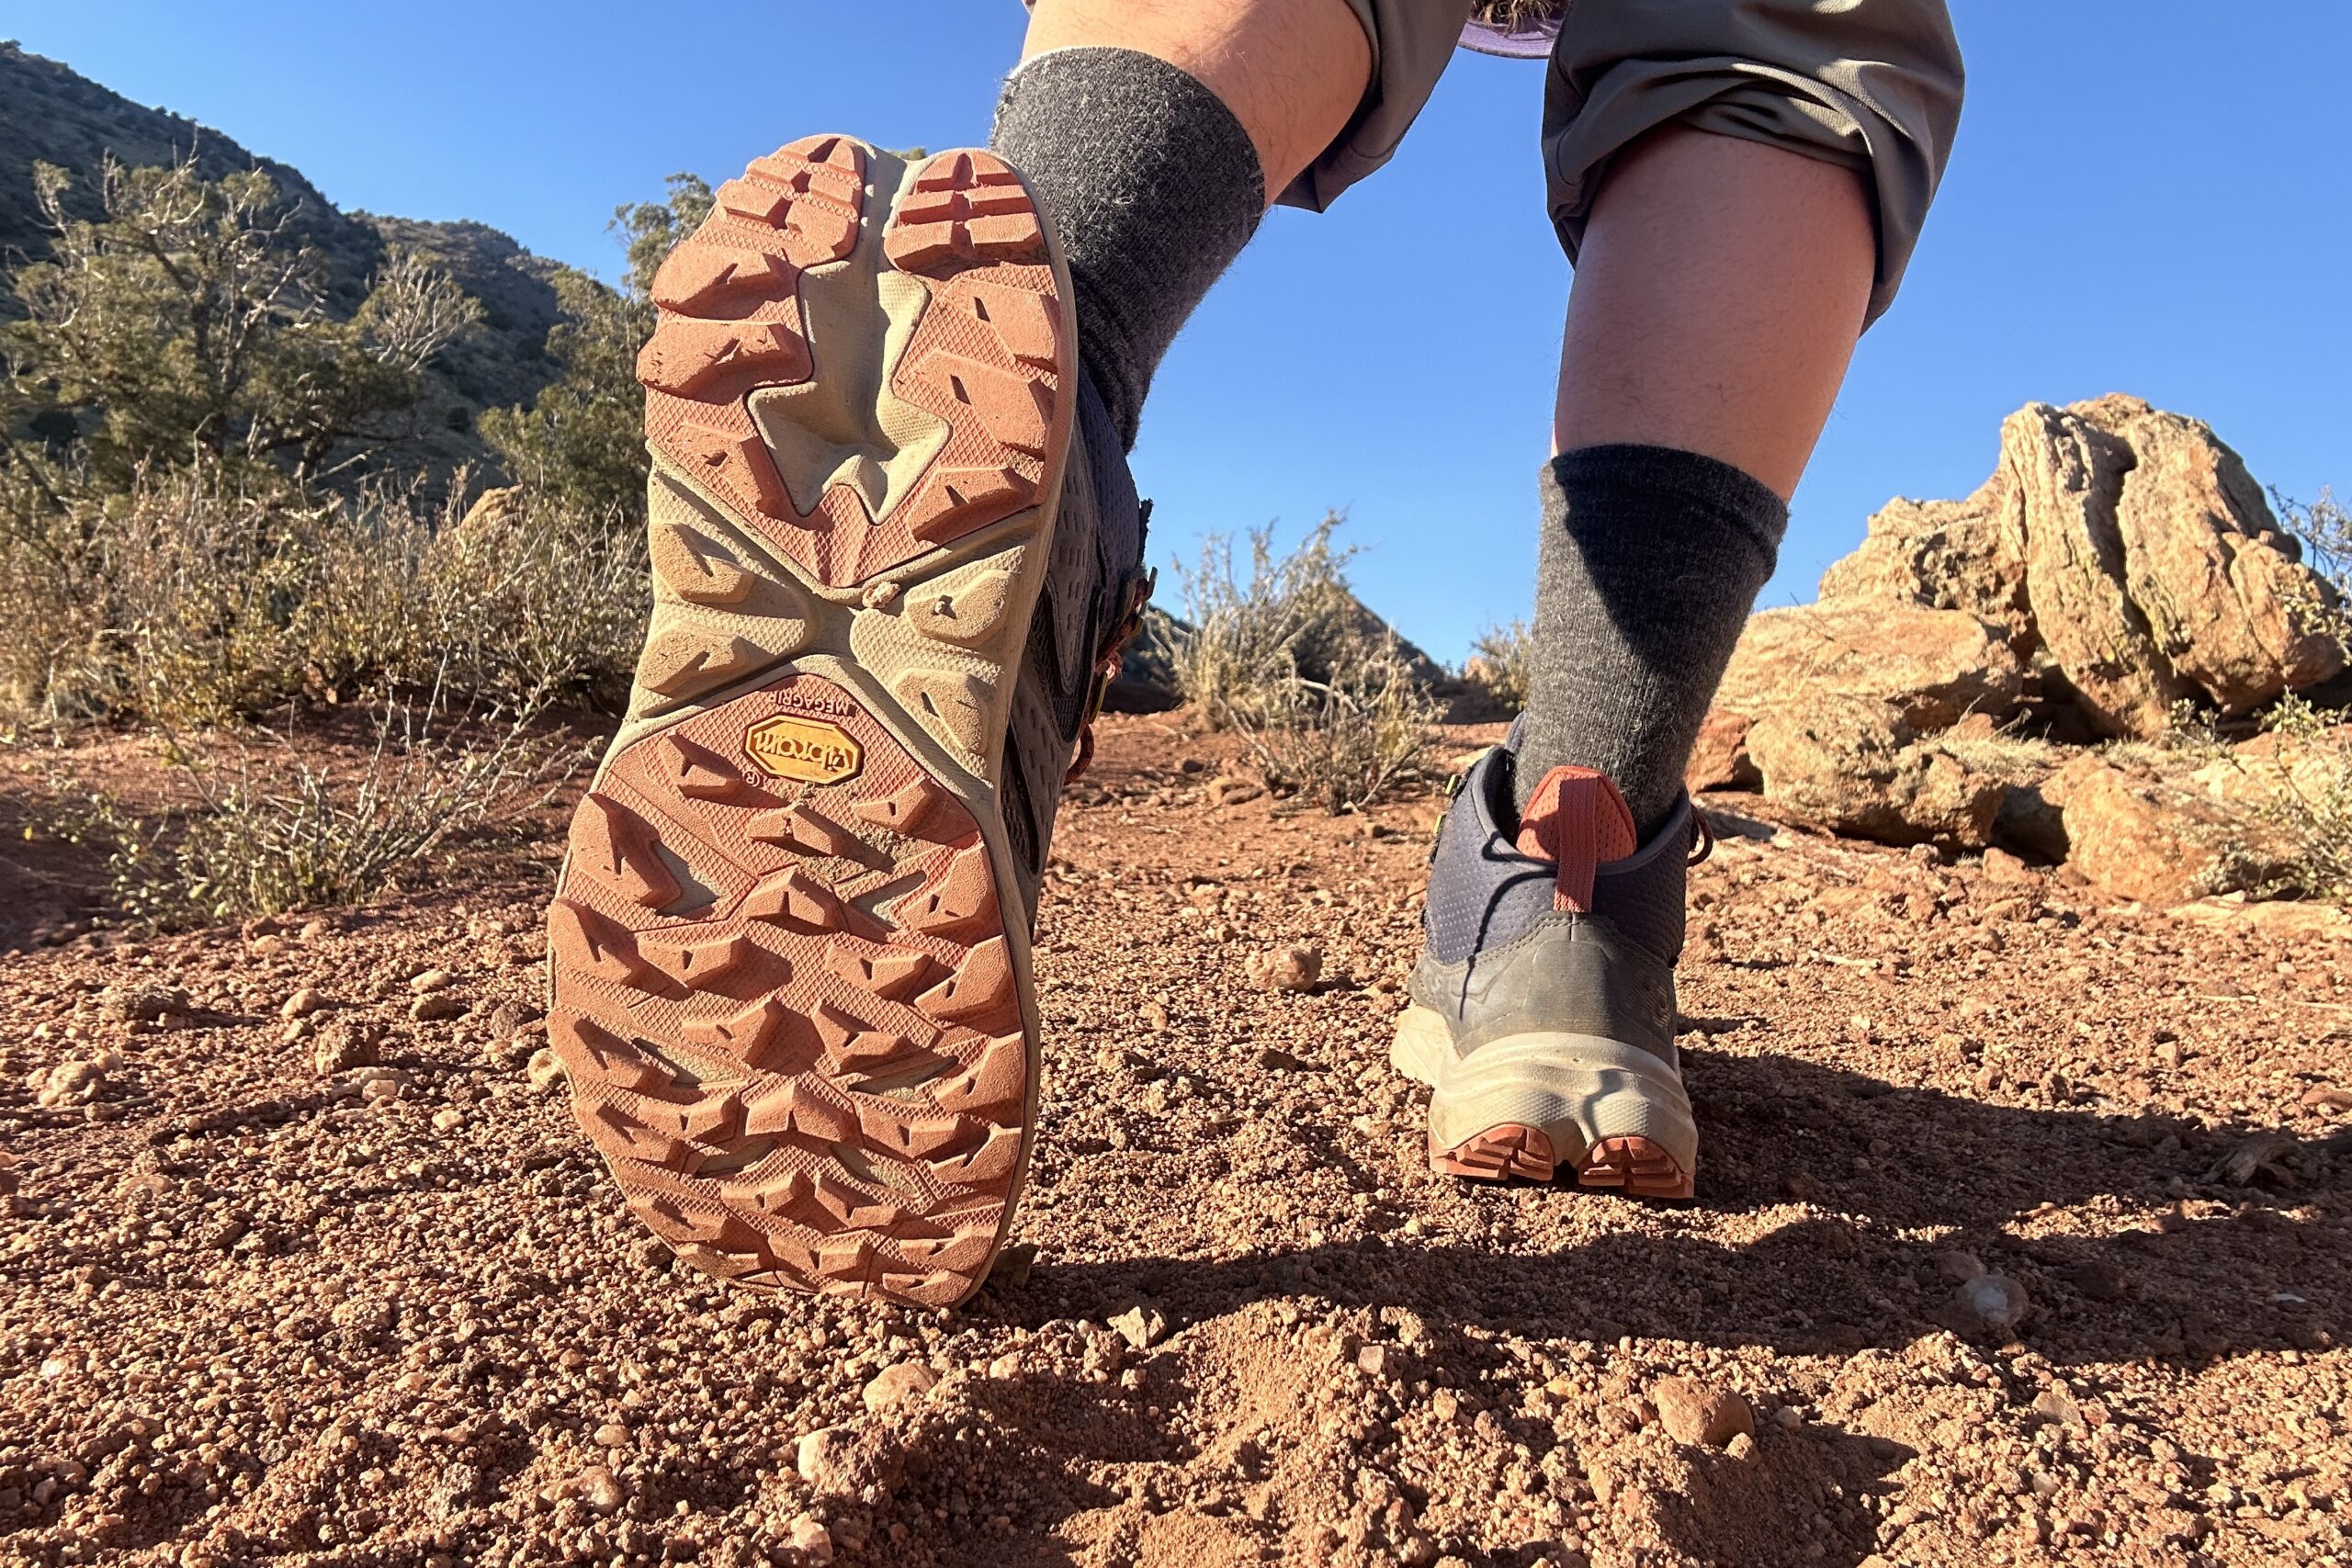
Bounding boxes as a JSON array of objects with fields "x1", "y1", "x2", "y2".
[
  {"x1": 1515, "y1": 445, "x2": 1789, "y2": 839},
  {"x1": 989, "y1": 48, "x2": 1265, "y2": 450}
]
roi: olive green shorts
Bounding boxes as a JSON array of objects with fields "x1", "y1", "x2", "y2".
[{"x1": 1291, "y1": 0, "x2": 1964, "y2": 323}]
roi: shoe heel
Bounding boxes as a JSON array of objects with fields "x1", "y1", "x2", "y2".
[{"x1": 1426, "y1": 1032, "x2": 1697, "y2": 1198}]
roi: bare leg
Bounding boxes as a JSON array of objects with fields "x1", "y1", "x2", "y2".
[
  {"x1": 1552, "y1": 127, "x2": 1875, "y2": 499},
  {"x1": 1518, "y1": 127, "x2": 1877, "y2": 831},
  {"x1": 1022, "y1": 0, "x2": 1373, "y2": 203}
]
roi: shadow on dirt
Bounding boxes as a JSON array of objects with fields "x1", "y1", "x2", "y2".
[{"x1": 936, "y1": 1051, "x2": 2346, "y2": 1566}]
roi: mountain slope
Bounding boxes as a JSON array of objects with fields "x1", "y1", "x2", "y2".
[{"x1": 0, "y1": 40, "x2": 568, "y2": 466}]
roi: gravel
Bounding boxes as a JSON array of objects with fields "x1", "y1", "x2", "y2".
[{"x1": 0, "y1": 716, "x2": 2346, "y2": 1566}]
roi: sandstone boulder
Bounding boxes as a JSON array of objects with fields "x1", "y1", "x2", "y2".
[
  {"x1": 1714, "y1": 602, "x2": 2027, "y2": 733},
  {"x1": 448, "y1": 484, "x2": 526, "y2": 548},
  {"x1": 1685, "y1": 709, "x2": 1759, "y2": 794},
  {"x1": 1744, "y1": 695, "x2": 2006, "y2": 847},
  {"x1": 1820, "y1": 396, "x2": 2342, "y2": 737},
  {"x1": 2053, "y1": 753, "x2": 2290, "y2": 905}
]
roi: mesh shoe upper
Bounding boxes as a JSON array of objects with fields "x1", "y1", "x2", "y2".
[
  {"x1": 1411, "y1": 742, "x2": 1696, "y2": 1063},
  {"x1": 999, "y1": 367, "x2": 1150, "y2": 919}
]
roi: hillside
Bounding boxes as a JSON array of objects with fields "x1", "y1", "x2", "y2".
[{"x1": 0, "y1": 40, "x2": 569, "y2": 473}]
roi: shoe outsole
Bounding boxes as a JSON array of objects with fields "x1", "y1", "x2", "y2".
[
  {"x1": 546, "y1": 138, "x2": 1077, "y2": 1310},
  {"x1": 1394, "y1": 1006, "x2": 1697, "y2": 1200}
]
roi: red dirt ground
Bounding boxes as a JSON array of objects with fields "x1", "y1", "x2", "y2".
[{"x1": 3, "y1": 716, "x2": 2347, "y2": 1567}]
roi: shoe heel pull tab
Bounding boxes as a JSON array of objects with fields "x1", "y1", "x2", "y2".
[{"x1": 1514, "y1": 765, "x2": 1639, "y2": 914}]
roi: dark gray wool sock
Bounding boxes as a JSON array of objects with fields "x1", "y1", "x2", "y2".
[
  {"x1": 989, "y1": 47, "x2": 1265, "y2": 450},
  {"x1": 1515, "y1": 445, "x2": 1789, "y2": 839}
]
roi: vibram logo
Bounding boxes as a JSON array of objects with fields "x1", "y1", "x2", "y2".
[{"x1": 744, "y1": 716, "x2": 863, "y2": 785}]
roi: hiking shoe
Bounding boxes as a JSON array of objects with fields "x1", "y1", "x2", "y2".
[
  {"x1": 1392, "y1": 745, "x2": 1704, "y2": 1197},
  {"x1": 544, "y1": 137, "x2": 1150, "y2": 1308}
]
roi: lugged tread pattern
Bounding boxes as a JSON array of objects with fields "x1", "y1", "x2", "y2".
[
  {"x1": 550, "y1": 674, "x2": 1032, "y2": 1309},
  {"x1": 556, "y1": 138, "x2": 1079, "y2": 1311},
  {"x1": 640, "y1": 139, "x2": 1067, "y2": 592},
  {"x1": 1428, "y1": 1122, "x2": 1696, "y2": 1200},
  {"x1": 1575, "y1": 1135, "x2": 1695, "y2": 1201},
  {"x1": 1431, "y1": 1123, "x2": 1556, "y2": 1183}
]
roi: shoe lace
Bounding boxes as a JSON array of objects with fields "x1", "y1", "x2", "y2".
[
  {"x1": 1688, "y1": 806, "x2": 1716, "y2": 866},
  {"x1": 1064, "y1": 569, "x2": 1158, "y2": 785}
]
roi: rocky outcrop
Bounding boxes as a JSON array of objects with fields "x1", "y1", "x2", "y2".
[
  {"x1": 1691, "y1": 397, "x2": 2348, "y2": 897},
  {"x1": 1695, "y1": 603, "x2": 2028, "y2": 838},
  {"x1": 1821, "y1": 396, "x2": 2342, "y2": 737},
  {"x1": 1714, "y1": 602, "x2": 2028, "y2": 733},
  {"x1": 1743, "y1": 696, "x2": 2005, "y2": 847},
  {"x1": 2051, "y1": 753, "x2": 2291, "y2": 907}
]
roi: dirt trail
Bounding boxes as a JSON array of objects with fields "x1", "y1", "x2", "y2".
[{"x1": 4, "y1": 716, "x2": 2348, "y2": 1568}]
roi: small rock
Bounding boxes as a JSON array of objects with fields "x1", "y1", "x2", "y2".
[
  {"x1": 1981, "y1": 847, "x2": 2038, "y2": 882},
  {"x1": 1109, "y1": 1305, "x2": 1168, "y2": 1351},
  {"x1": 101, "y1": 985, "x2": 187, "y2": 1023},
  {"x1": 1651, "y1": 1377, "x2": 1755, "y2": 1448},
  {"x1": 299, "y1": 919, "x2": 331, "y2": 942},
  {"x1": 2063, "y1": 1258, "x2": 2126, "y2": 1302},
  {"x1": 312, "y1": 1021, "x2": 380, "y2": 1076},
  {"x1": 1953, "y1": 1272, "x2": 2031, "y2": 1336},
  {"x1": 785, "y1": 1514, "x2": 834, "y2": 1565},
  {"x1": 593, "y1": 1422, "x2": 630, "y2": 1447},
  {"x1": 1934, "y1": 1248, "x2": 1987, "y2": 1283},
  {"x1": 352, "y1": 1068, "x2": 408, "y2": 1104},
  {"x1": 988, "y1": 1241, "x2": 1037, "y2": 1291},
  {"x1": 581, "y1": 1466, "x2": 623, "y2": 1512},
  {"x1": 2030, "y1": 1387, "x2": 2085, "y2": 1427},
  {"x1": 525, "y1": 1048, "x2": 566, "y2": 1091},
  {"x1": 860, "y1": 1361, "x2": 939, "y2": 1413},
  {"x1": 410, "y1": 969, "x2": 454, "y2": 994},
  {"x1": 1356, "y1": 1343, "x2": 1397, "y2": 1379},
  {"x1": 543, "y1": 1464, "x2": 623, "y2": 1513},
  {"x1": 411, "y1": 993, "x2": 465, "y2": 1023},
  {"x1": 1726, "y1": 1431, "x2": 1758, "y2": 1461},
  {"x1": 1212, "y1": 776, "x2": 1266, "y2": 807},
  {"x1": 279, "y1": 987, "x2": 326, "y2": 1021},
  {"x1": 430, "y1": 1108, "x2": 466, "y2": 1133},
  {"x1": 2211, "y1": 1129, "x2": 2299, "y2": 1186},
  {"x1": 486, "y1": 1000, "x2": 535, "y2": 1040},
  {"x1": 1248, "y1": 943, "x2": 1323, "y2": 993},
  {"x1": 796, "y1": 1427, "x2": 851, "y2": 1488},
  {"x1": 38, "y1": 1058, "x2": 107, "y2": 1108},
  {"x1": 1140, "y1": 1000, "x2": 1170, "y2": 1033}
]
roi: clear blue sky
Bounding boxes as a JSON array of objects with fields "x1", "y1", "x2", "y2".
[{"x1": 11, "y1": 3, "x2": 2346, "y2": 661}]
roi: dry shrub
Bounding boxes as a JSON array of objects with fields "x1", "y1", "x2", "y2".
[
  {"x1": 1465, "y1": 619, "x2": 1533, "y2": 716},
  {"x1": 1227, "y1": 639, "x2": 1437, "y2": 813},
  {"x1": 0, "y1": 464, "x2": 643, "y2": 727},
  {"x1": 1171, "y1": 513, "x2": 1435, "y2": 811},
  {"x1": 49, "y1": 692, "x2": 588, "y2": 929},
  {"x1": 2236, "y1": 695, "x2": 2352, "y2": 903}
]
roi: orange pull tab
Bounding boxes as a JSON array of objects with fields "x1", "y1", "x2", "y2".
[{"x1": 1514, "y1": 765, "x2": 1639, "y2": 913}]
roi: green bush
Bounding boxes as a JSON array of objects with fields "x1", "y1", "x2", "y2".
[
  {"x1": 479, "y1": 174, "x2": 713, "y2": 525},
  {"x1": 1466, "y1": 618, "x2": 1533, "y2": 715},
  {"x1": 2, "y1": 153, "x2": 477, "y2": 493}
]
